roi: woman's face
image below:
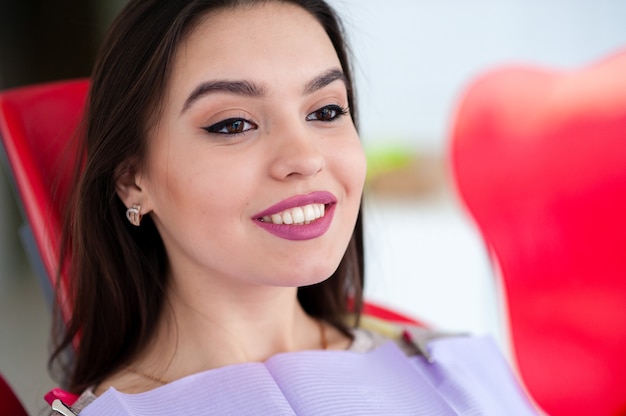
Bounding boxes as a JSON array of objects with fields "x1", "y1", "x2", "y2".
[{"x1": 131, "y1": 2, "x2": 366, "y2": 289}]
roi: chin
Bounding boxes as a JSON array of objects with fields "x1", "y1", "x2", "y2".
[{"x1": 271, "y1": 262, "x2": 341, "y2": 288}]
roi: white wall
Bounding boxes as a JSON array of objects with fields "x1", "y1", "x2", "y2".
[{"x1": 330, "y1": 0, "x2": 626, "y2": 151}]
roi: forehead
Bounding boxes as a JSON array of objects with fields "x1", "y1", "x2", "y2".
[{"x1": 168, "y1": 2, "x2": 341, "y2": 92}]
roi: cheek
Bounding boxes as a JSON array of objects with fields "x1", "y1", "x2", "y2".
[
  {"x1": 333, "y1": 137, "x2": 367, "y2": 192},
  {"x1": 353, "y1": 144, "x2": 368, "y2": 187}
]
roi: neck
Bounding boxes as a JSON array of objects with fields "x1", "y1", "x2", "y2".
[{"x1": 135, "y1": 278, "x2": 323, "y2": 381}]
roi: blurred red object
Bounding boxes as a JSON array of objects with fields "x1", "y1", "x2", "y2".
[
  {"x1": 450, "y1": 50, "x2": 626, "y2": 415},
  {"x1": 0, "y1": 79, "x2": 88, "y2": 319},
  {"x1": 0, "y1": 373, "x2": 28, "y2": 416},
  {"x1": 362, "y1": 300, "x2": 424, "y2": 326}
]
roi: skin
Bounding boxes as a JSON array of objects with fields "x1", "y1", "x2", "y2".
[{"x1": 111, "y1": 2, "x2": 366, "y2": 394}]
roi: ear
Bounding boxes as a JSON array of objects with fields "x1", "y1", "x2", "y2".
[{"x1": 115, "y1": 162, "x2": 153, "y2": 214}]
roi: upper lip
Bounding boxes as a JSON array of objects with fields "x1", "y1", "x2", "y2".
[{"x1": 253, "y1": 191, "x2": 337, "y2": 219}]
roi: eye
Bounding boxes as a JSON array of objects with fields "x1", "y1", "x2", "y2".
[
  {"x1": 306, "y1": 105, "x2": 349, "y2": 122},
  {"x1": 203, "y1": 118, "x2": 258, "y2": 135}
]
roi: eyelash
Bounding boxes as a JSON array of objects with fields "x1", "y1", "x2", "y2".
[
  {"x1": 202, "y1": 118, "x2": 258, "y2": 135},
  {"x1": 202, "y1": 104, "x2": 349, "y2": 136},
  {"x1": 305, "y1": 104, "x2": 349, "y2": 123}
]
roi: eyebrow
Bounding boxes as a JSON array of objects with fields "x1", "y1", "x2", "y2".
[
  {"x1": 181, "y1": 68, "x2": 347, "y2": 114},
  {"x1": 181, "y1": 80, "x2": 265, "y2": 113},
  {"x1": 303, "y1": 68, "x2": 348, "y2": 95}
]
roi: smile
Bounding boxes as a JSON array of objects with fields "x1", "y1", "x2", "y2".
[
  {"x1": 260, "y1": 203, "x2": 326, "y2": 225},
  {"x1": 253, "y1": 191, "x2": 337, "y2": 241}
]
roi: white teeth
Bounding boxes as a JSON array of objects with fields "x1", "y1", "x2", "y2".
[
  {"x1": 261, "y1": 203, "x2": 327, "y2": 225},
  {"x1": 303, "y1": 205, "x2": 316, "y2": 221},
  {"x1": 292, "y1": 207, "x2": 305, "y2": 224}
]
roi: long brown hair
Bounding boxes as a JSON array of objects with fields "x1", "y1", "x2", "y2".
[{"x1": 51, "y1": 0, "x2": 364, "y2": 393}]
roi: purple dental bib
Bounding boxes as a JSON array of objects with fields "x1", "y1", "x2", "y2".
[{"x1": 81, "y1": 336, "x2": 537, "y2": 415}]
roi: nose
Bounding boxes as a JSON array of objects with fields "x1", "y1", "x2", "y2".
[{"x1": 268, "y1": 123, "x2": 325, "y2": 180}]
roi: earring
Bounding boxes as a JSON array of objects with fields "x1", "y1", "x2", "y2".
[{"x1": 126, "y1": 204, "x2": 142, "y2": 226}]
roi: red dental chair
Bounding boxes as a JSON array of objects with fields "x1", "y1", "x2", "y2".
[
  {"x1": 449, "y1": 50, "x2": 626, "y2": 415},
  {"x1": 0, "y1": 79, "x2": 89, "y2": 320},
  {"x1": 0, "y1": 79, "x2": 85, "y2": 412},
  {"x1": 0, "y1": 373, "x2": 28, "y2": 416}
]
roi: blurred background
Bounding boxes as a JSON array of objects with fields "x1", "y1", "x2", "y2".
[{"x1": 1, "y1": 0, "x2": 625, "y2": 413}]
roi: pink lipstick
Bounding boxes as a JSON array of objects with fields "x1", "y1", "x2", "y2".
[{"x1": 253, "y1": 191, "x2": 337, "y2": 241}]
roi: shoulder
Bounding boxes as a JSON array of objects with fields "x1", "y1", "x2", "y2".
[{"x1": 350, "y1": 315, "x2": 466, "y2": 360}]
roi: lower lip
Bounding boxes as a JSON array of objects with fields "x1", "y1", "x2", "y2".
[{"x1": 254, "y1": 204, "x2": 336, "y2": 241}]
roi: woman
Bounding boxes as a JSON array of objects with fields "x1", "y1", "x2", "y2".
[{"x1": 49, "y1": 0, "x2": 537, "y2": 414}]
